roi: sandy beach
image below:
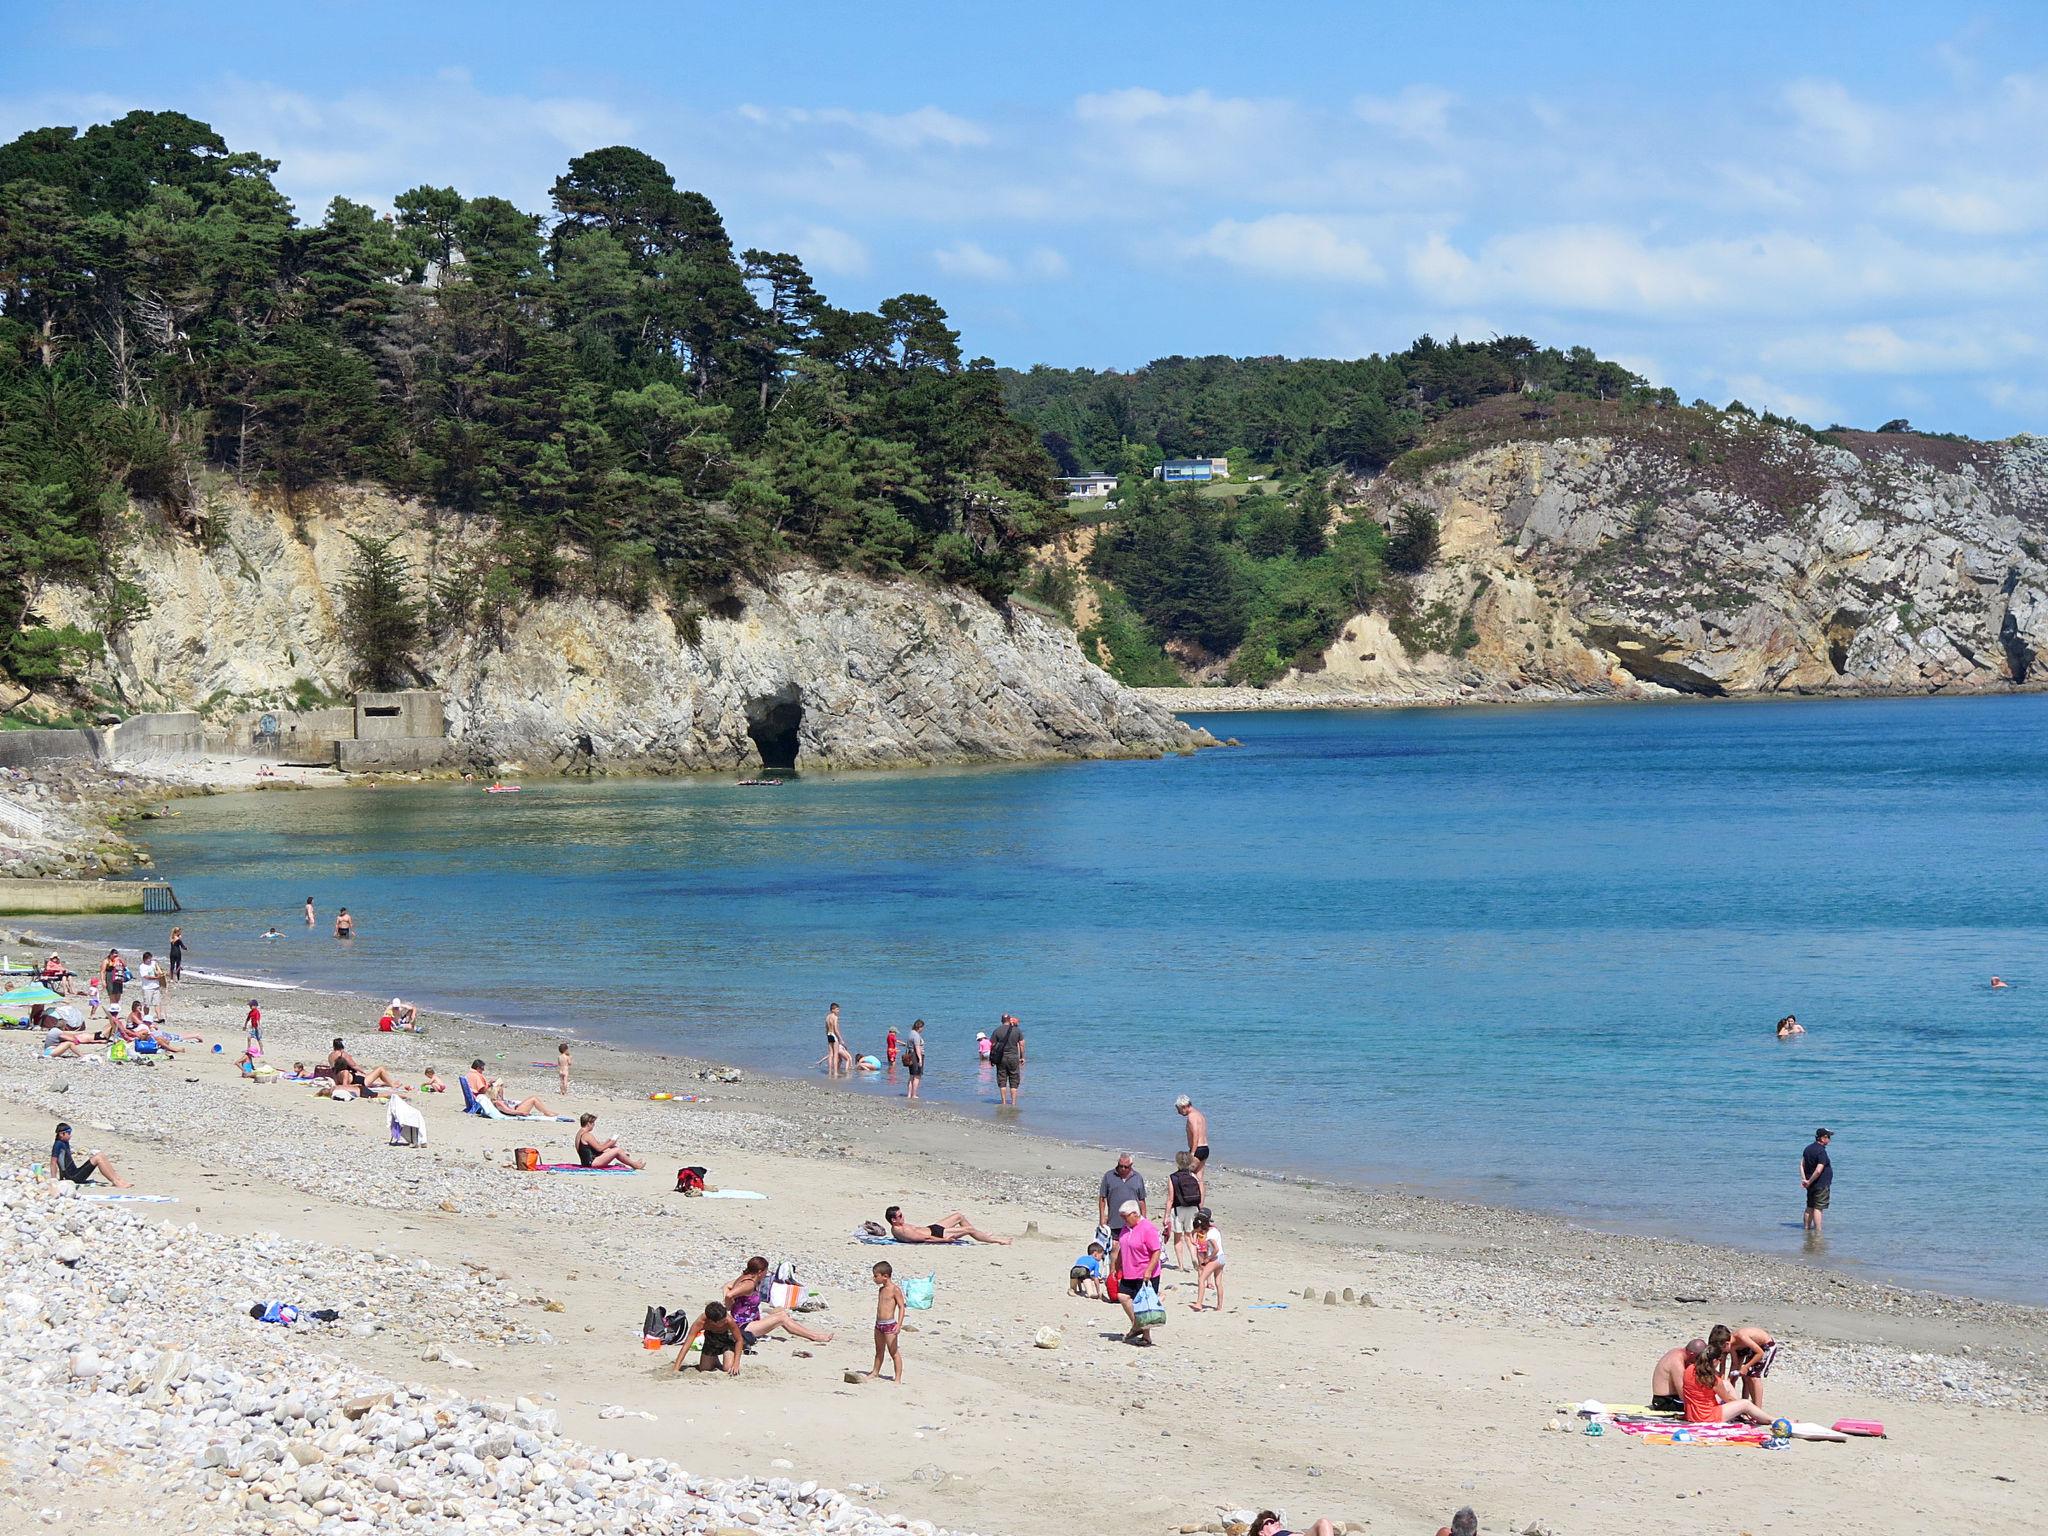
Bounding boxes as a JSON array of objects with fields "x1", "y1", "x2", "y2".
[{"x1": 1, "y1": 938, "x2": 2042, "y2": 1536}]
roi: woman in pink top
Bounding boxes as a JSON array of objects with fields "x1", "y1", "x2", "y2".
[{"x1": 1114, "y1": 1200, "x2": 1164, "y2": 1346}]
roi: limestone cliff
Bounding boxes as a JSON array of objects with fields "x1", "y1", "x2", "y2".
[
  {"x1": 41, "y1": 487, "x2": 1203, "y2": 772},
  {"x1": 1273, "y1": 409, "x2": 2048, "y2": 702}
]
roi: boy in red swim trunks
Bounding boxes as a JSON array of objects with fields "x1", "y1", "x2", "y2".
[{"x1": 885, "y1": 1027, "x2": 899, "y2": 1069}]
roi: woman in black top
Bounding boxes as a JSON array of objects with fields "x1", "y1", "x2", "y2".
[
  {"x1": 166, "y1": 928, "x2": 187, "y2": 981},
  {"x1": 49, "y1": 1122, "x2": 130, "y2": 1187}
]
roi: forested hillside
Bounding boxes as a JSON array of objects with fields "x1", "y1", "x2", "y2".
[
  {"x1": 0, "y1": 110, "x2": 1058, "y2": 694},
  {"x1": 998, "y1": 339, "x2": 1660, "y2": 478}
]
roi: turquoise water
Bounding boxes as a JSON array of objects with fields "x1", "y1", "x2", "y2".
[{"x1": 52, "y1": 696, "x2": 2048, "y2": 1301}]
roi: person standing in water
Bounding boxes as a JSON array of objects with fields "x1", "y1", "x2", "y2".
[
  {"x1": 824, "y1": 1003, "x2": 852, "y2": 1077},
  {"x1": 334, "y1": 907, "x2": 354, "y2": 938},
  {"x1": 988, "y1": 1012, "x2": 1024, "y2": 1107},
  {"x1": 902, "y1": 1019, "x2": 926, "y2": 1100},
  {"x1": 166, "y1": 927, "x2": 187, "y2": 984},
  {"x1": 1801, "y1": 1127, "x2": 1833, "y2": 1234},
  {"x1": 304, "y1": 897, "x2": 315, "y2": 927}
]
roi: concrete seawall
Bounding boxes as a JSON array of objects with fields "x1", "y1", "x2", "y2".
[{"x1": 0, "y1": 877, "x2": 168, "y2": 915}]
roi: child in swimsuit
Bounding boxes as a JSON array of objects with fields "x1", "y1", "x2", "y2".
[{"x1": 867, "y1": 1261, "x2": 906, "y2": 1384}]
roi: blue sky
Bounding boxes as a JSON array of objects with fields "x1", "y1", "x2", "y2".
[{"x1": 8, "y1": 1, "x2": 2046, "y2": 436}]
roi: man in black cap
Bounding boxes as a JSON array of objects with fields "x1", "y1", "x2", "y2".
[
  {"x1": 49, "y1": 1122, "x2": 130, "y2": 1187},
  {"x1": 1800, "y1": 1127, "x2": 1833, "y2": 1233}
]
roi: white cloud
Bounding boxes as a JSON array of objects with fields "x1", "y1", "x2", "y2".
[
  {"x1": 781, "y1": 223, "x2": 869, "y2": 277},
  {"x1": 1782, "y1": 78, "x2": 1886, "y2": 165},
  {"x1": 737, "y1": 104, "x2": 988, "y2": 149},
  {"x1": 1186, "y1": 215, "x2": 1383, "y2": 284},
  {"x1": 931, "y1": 241, "x2": 1067, "y2": 282},
  {"x1": 1073, "y1": 87, "x2": 1295, "y2": 188},
  {"x1": 1353, "y1": 85, "x2": 1455, "y2": 145},
  {"x1": 1714, "y1": 372, "x2": 1836, "y2": 423},
  {"x1": 1761, "y1": 322, "x2": 2036, "y2": 376},
  {"x1": 1887, "y1": 181, "x2": 2043, "y2": 236}
]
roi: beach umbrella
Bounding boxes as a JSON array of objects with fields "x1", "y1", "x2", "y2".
[{"x1": 0, "y1": 984, "x2": 63, "y2": 1007}]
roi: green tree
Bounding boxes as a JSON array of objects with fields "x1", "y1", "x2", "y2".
[{"x1": 338, "y1": 534, "x2": 424, "y2": 689}]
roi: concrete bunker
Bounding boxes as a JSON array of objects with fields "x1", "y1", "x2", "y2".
[{"x1": 744, "y1": 686, "x2": 804, "y2": 773}]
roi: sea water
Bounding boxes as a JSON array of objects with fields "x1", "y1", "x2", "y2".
[{"x1": 54, "y1": 695, "x2": 2048, "y2": 1301}]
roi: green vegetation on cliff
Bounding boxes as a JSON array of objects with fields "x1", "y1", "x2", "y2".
[
  {"x1": 1000, "y1": 338, "x2": 1664, "y2": 479},
  {"x1": 0, "y1": 110, "x2": 1060, "y2": 688}
]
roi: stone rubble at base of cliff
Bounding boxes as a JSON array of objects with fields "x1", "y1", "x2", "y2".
[
  {"x1": 0, "y1": 1172, "x2": 974, "y2": 1536},
  {"x1": 40, "y1": 485, "x2": 1207, "y2": 775},
  {"x1": 1245, "y1": 427, "x2": 2048, "y2": 705}
]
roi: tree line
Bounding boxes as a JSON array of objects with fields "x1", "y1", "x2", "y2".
[
  {"x1": 0, "y1": 110, "x2": 1059, "y2": 689},
  {"x1": 1000, "y1": 338, "x2": 1667, "y2": 478}
]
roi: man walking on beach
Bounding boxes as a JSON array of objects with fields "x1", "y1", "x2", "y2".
[
  {"x1": 988, "y1": 1013, "x2": 1024, "y2": 1107},
  {"x1": 1801, "y1": 1127, "x2": 1833, "y2": 1233},
  {"x1": 1098, "y1": 1152, "x2": 1147, "y2": 1297}
]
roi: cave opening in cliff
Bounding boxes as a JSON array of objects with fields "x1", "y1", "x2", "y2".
[{"x1": 744, "y1": 689, "x2": 803, "y2": 775}]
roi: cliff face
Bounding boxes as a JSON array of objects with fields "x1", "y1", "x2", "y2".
[
  {"x1": 43, "y1": 487, "x2": 1202, "y2": 771},
  {"x1": 1294, "y1": 417, "x2": 2048, "y2": 701}
]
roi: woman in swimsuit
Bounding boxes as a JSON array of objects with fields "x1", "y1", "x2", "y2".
[
  {"x1": 721, "y1": 1257, "x2": 834, "y2": 1345},
  {"x1": 49, "y1": 1122, "x2": 129, "y2": 1187},
  {"x1": 575, "y1": 1113, "x2": 645, "y2": 1169}
]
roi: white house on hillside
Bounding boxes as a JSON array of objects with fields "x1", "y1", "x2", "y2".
[{"x1": 1061, "y1": 474, "x2": 1120, "y2": 499}]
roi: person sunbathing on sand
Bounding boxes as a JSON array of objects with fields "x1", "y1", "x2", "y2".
[
  {"x1": 466, "y1": 1060, "x2": 552, "y2": 1117},
  {"x1": 1253, "y1": 1511, "x2": 1339, "y2": 1536},
  {"x1": 49, "y1": 1122, "x2": 129, "y2": 1188},
  {"x1": 42, "y1": 1026, "x2": 88, "y2": 1059},
  {"x1": 327, "y1": 1039, "x2": 400, "y2": 1090},
  {"x1": 1650, "y1": 1339, "x2": 1703, "y2": 1414},
  {"x1": 1681, "y1": 1330, "x2": 1776, "y2": 1425},
  {"x1": 575, "y1": 1113, "x2": 646, "y2": 1169},
  {"x1": 119, "y1": 1002, "x2": 181, "y2": 1055},
  {"x1": 884, "y1": 1204, "x2": 1010, "y2": 1245}
]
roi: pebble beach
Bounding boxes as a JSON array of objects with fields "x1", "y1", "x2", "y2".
[{"x1": 1, "y1": 941, "x2": 2042, "y2": 1536}]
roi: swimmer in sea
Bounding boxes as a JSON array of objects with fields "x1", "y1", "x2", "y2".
[
  {"x1": 1991, "y1": 976, "x2": 2009, "y2": 989},
  {"x1": 1775, "y1": 1014, "x2": 1805, "y2": 1038},
  {"x1": 261, "y1": 926, "x2": 281, "y2": 941}
]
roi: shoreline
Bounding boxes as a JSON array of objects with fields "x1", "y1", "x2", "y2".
[
  {"x1": 114, "y1": 923, "x2": 2044, "y2": 1311},
  {"x1": 24, "y1": 928, "x2": 2047, "y2": 1334},
  {"x1": 1145, "y1": 681, "x2": 2048, "y2": 713},
  {"x1": 2, "y1": 943, "x2": 2041, "y2": 1536}
]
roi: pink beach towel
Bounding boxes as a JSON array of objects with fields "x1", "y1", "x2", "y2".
[{"x1": 1611, "y1": 1417, "x2": 1771, "y2": 1445}]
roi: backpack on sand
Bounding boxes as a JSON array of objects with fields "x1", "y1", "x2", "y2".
[
  {"x1": 674, "y1": 1165, "x2": 707, "y2": 1194},
  {"x1": 513, "y1": 1147, "x2": 539, "y2": 1171}
]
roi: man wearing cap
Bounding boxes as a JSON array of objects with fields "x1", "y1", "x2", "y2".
[
  {"x1": 1097, "y1": 1153, "x2": 1148, "y2": 1300},
  {"x1": 1801, "y1": 1127, "x2": 1834, "y2": 1233},
  {"x1": 1114, "y1": 1199, "x2": 1163, "y2": 1345},
  {"x1": 49, "y1": 1122, "x2": 129, "y2": 1188}
]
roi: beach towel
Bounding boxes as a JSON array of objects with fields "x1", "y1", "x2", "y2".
[
  {"x1": 851, "y1": 1226, "x2": 966, "y2": 1244},
  {"x1": 703, "y1": 1189, "x2": 765, "y2": 1199},
  {"x1": 475, "y1": 1095, "x2": 572, "y2": 1122},
  {"x1": 388, "y1": 1096, "x2": 427, "y2": 1147},
  {"x1": 78, "y1": 1192, "x2": 177, "y2": 1204},
  {"x1": 533, "y1": 1163, "x2": 636, "y2": 1173},
  {"x1": 1611, "y1": 1417, "x2": 1769, "y2": 1445}
]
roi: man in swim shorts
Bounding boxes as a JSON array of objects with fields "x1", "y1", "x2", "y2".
[
  {"x1": 1175, "y1": 1094, "x2": 1210, "y2": 1178},
  {"x1": 1726, "y1": 1323, "x2": 1779, "y2": 1409},
  {"x1": 1649, "y1": 1339, "x2": 1703, "y2": 1413},
  {"x1": 884, "y1": 1205, "x2": 1010, "y2": 1244}
]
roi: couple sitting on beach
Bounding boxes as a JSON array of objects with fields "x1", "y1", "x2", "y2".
[
  {"x1": 314, "y1": 1038, "x2": 402, "y2": 1100},
  {"x1": 1651, "y1": 1323, "x2": 1779, "y2": 1423},
  {"x1": 674, "y1": 1256, "x2": 834, "y2": 1375}
]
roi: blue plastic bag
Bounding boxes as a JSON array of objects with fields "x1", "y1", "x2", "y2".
[{"x1": 902, "y1": 1274, "x2": 935, "y2": 1310}]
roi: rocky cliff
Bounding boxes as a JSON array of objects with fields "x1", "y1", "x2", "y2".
[
  {"x1": 41, "y1": 488, "x2": 1204, "y2": 772},
  {"x1": 1273, "y1": 406, "x2": 2048, "y2": 702}
]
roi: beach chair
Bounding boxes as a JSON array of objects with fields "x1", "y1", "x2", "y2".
[{"x1": 459, "y1": 1075, "x2": 486, "y2": 1116}]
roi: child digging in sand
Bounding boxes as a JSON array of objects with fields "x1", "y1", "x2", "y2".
[
  {"x1": 1070, "y1": 1241, "x2": 1108, "y2": 1300},
  {"x1": 867, "y1": 1261, "x2": 906, "y2": 1383}
]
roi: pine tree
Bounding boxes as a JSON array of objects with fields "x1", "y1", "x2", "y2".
[{"x1": 338, "y1": 534, "x2": 424, "y2": 689}]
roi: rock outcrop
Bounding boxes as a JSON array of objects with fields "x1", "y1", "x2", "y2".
[
  {"x1": 1276, "y1": 419, "x2": 2048, "y2": 702},
  {"x1": 42, "y1": 487, "x2": 1204, "y2": 772}
]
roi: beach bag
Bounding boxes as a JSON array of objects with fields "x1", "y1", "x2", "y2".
[
  {"x1": 1132, "y1": 1281, "x2": 1166, "y2": 1328},
  {"x1": 513, "y1": 1147, "x2": 539, "y2": 1171},
  {"x1": 902, "y1": 1274, "x2": 935, "y2": 1311},
  {"x1": 108, "y1": 1039, "x2": 127, "y2": 1064},
  {"x1": 641, "y1": 1304, "x2": 693, "y2": 1348},
  {"x1": 135, "y1": 1039, "x2": 159, "y2": 1055},
  {"x1": 768, "y1": 1259, "x2": 804, "y2": 1309},
  {"x1": 861, "y1": 1219, "x2": 889, "y2": 1238},
  {"x1": 674, "y1": 1165, "x2": 707, "y2": 1194}
]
